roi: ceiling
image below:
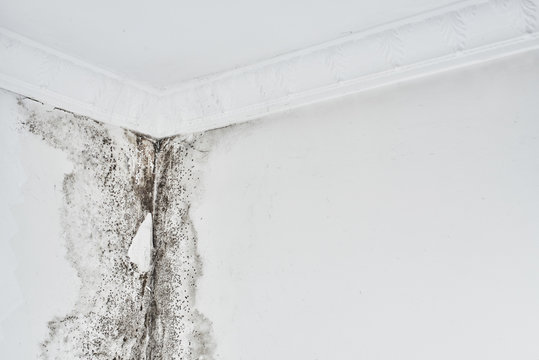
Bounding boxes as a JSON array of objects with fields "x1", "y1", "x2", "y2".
[{"x1": 0, "y1": 0, "x2": 458, "y2": 90}]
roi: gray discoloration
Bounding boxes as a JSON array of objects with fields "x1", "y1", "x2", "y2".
[
  {"x1": 20, "y1": 98, "x2": 215, "y2": 359},
  {"x1": 146, "y1": 135, "x2": 215, "y2": 359}
]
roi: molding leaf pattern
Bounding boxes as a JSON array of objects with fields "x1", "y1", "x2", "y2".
[
  {"x1": 439, "y1": 11, "x2": 467, "y2": 52},
  {"x1": 1, "y1": 0, "x2": 539, "y2": 137}
]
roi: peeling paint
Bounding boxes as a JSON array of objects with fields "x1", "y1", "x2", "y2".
[
  {"x1": 128, "y1": 213, "x2": 153, "y2": 274},
  {"x1": 19, "y1": 98, "x2": 215, "y2": 359}
]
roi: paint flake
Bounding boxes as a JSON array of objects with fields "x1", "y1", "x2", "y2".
[{"x1": 128, "y1": 213, "x2": 153, "y2": 273}]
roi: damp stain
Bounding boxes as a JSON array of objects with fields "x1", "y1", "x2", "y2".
[
  {"x1": 19, "y1": 98, "x2": 215, "y2": 360},
  {"x1": 146, "y1": 135, "x2": 215, "y2": 360}
]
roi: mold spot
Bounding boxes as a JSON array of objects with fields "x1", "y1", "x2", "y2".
[{"x1": 19, "y1": 97, "x2": 216, "y2": 360}]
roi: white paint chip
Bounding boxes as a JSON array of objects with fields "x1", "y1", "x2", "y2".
[{"x1": 128, "y1": 213, "x2": 153, "y2": 273}]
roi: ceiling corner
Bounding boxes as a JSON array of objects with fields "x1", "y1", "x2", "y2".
[{"x1": 1, "y1": 0, "x2": 538, "y2": 137}]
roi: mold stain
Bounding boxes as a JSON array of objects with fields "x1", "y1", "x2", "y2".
[
  {"x1": 146, "y1": 135, "x2": 215, "y2": 360},
  {"x1": 19, "y1": 98, "x2": 215, "y2": 360}
]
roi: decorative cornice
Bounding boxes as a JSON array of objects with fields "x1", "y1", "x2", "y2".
[
  {"x1": 161, "y1": 0, "x2": 539, "y2": 134},
  {"x1": 0, "y1": 28, "x2": 162, "y2": 136},
  {"x1": 1, "y1": 0, "x2": 538, "y2": 137}
]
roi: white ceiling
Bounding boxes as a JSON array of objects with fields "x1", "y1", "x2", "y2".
[{"x1": 0, "y1": 0, "x2": 458, "y2": 90}]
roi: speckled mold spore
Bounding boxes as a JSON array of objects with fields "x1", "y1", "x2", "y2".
[
  {"x1": 146, "y1": 135, "x2": 215, "y2": 359},
  {"x1": 20, "y1": 98, "x2": 214, "y2": 360}
]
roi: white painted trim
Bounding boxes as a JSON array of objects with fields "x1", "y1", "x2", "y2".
[
  {"x1": 1, "y1": 0, "x2": 538, "y2": 137},
  {"x1": 0, "y1": 28, "x2": 162, "y2": 136}
]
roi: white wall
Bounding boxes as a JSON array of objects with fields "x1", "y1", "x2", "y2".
[
  {"x1": 0, "y1": 90, "x2": 79, "y2": 358},
  {"x1": 0, "y1": 89, "x2": 157, "y2": 359},
  {"x1": 2, "y1": 49, "x2": 539, "y2": 359},
  {"x1": 193, "y1": 51, "x2": 539, "y2": 360}
]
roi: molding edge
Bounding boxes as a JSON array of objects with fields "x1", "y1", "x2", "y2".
[
  {"x1": 0, "y1": 28, "x2": 162, "y2": 136},
  {"x1": 1, "y1": 0, "x2": 539, "y2": 137}
]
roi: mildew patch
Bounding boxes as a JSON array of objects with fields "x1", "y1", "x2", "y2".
[
  {"x1": 19, "y1": 98, "x2": 215, "y2": 359},
  {"x1": 146, "y1": 135, "x2": 215, "y2": 360},
  {"x1": 20, "y1": 98, "x2": 156, "y2": 359}
]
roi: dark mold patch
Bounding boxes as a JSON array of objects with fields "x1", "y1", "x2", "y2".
[
  {"x1": 146, "y1": 135, "x2": 215, "y2": 360},
  {"x1": 19, "y1": 98, "x2": 215, "y2": 359}
]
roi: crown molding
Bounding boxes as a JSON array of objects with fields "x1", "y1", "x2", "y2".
[
  {"x1": 0, "y1": 28, "x2": 163, "y2": 136},
  {"x1": 1, "y1": 0, "x2": 538, "y2": 137}
]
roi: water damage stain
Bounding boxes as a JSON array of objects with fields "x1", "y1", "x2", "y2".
[
  {"x1": 19, "y1": 98, "x2": 215, "y2": 360},
  {"x1": 146, "y1": 135, "x2": 215, "y2": 360}
]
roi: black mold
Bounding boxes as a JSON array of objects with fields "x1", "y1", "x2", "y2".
[{"x1": 19, "y1": 97, "x2": 215, "y2": 360}]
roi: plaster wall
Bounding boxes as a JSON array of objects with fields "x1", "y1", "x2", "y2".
[
  {"x1": 0, "y1": 90, "x2": 212, "y2": 359},
  {"x1": 0, "y1": 49, "x2": 538, "y2": 359},
  {"x1": 192, "y1": 51, "x2": 539, "y2": 359},
  {"x1": 0, "y1": 90, "x2": 79, "y2": 358}
]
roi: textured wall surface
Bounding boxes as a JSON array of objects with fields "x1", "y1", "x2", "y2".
[
  {"x1": 0, "y1": 89, "x2": 79, "y2": 359},
  {"x1": 1, "y1": 49, "x2": 539, "y2": 360},
  {"x1": 193, "y1": 50, "x2": 539, "y2": 359},
  {"x1": 147, "y1": 135, "x2": 215, "y2": 359},
  {"x1": 0, "y1": 89, "x2": 214, "y2": 359},
  {"x1": 20, "y1": 98, "x2": 157, "y2": 359}
]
